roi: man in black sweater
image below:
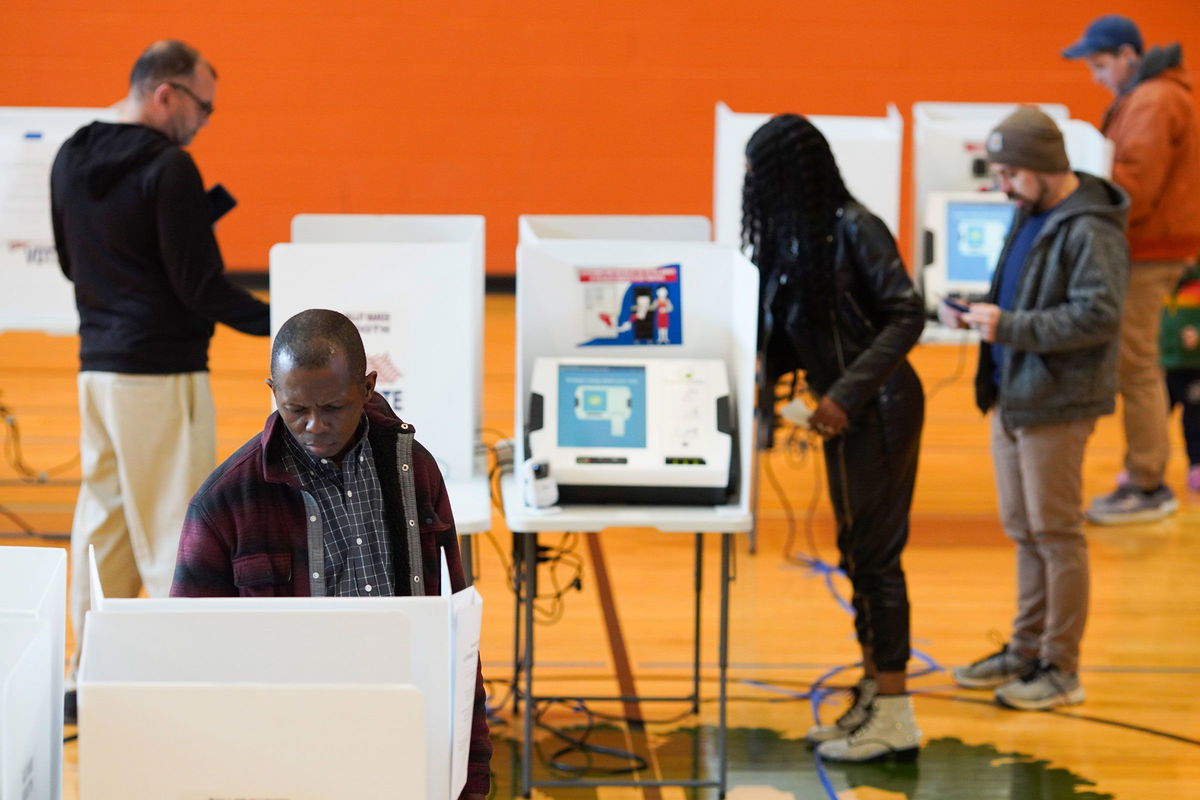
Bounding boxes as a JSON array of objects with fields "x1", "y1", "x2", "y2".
[{"x1": 50, "y1": 40, "x2": 270, "y2": 716}]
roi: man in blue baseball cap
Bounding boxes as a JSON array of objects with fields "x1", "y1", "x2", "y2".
[
  {"x1": 1062, "y1": 14, "x2": 1144, "y2": 76},
  {"x1": 1063, "y1": 15, "x2": 1200, "y2": 525}
]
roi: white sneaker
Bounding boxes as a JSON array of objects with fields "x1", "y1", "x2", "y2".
[
  {"x1": 1086, "y1": 485, "x2": 1178, "y2": 525},
  {"x1": 994, "y1": 661, "x2": 1085, "y2": 711},
  {"x1": 806, "y1": 677, "x2": 878, "y2": 744},
  {"x1": 952, "y1": 645, "x2": 1036, "y2": 689},
  {"x1": 816, "y1": 694, "x2": 921, "y2": 763}
]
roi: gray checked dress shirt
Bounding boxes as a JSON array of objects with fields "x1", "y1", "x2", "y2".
[{"x1": 281, "y1": 417, "x2": 395, "y2": 597}]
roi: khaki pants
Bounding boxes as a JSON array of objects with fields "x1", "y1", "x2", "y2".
[
  {"x1": 991, "y1": 413, "x2": 1095, "y2": 675},
  {"x1": 1120, "y1": 260, "x2": 1188, "y2": 489},
  {"x1": 68, "y1": 372, "x2": 215, "y2": 682}
]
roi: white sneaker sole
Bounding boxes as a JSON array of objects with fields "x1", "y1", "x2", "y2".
[
  {"x1": 994, "y1": 686, "x2": 1085, "y2": 711},
  {"x1": 818, "y1": 741, "x2": 920, "y2": 763},
  {"x1": 953, "y1": 669, "x2": 1023, "y2": 689},
  {"x1": 1086, "y1": 499, "x2": 1179, "y2": 526}
]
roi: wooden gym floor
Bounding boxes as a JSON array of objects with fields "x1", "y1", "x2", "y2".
[{"x1": 1, "y1": 292, "x2": 1198, "y2": 799}]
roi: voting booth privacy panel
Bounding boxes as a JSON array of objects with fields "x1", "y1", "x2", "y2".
[
  {"x1": 0, "y1": 107, "x2": 117, "y2": 334},
  {"x1": 271, "y1": 215, "x2": 485, "y2": 484},
  {"x1": 513, "y1": 216, "x2": 758, "y2": 526},
  {"x1": 518, "y1": 214, "x2": 711, "y2": 243},
  {"x1": 77, "y1": 570, "x2": 483, "y2": 800},
  {"x1": 0, "y1": 547, "x2": 66, "y2": 800},
  {"x1": 913, "y1": 101, "x2": 1113, "y2": 310},
  {"x1": 713, "y1": 101, "x2": 905, "y2": 245}
]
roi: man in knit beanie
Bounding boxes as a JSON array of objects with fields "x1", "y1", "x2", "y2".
[
  {"x1": 983, "y1": 106, "x2": 1071, "y2": 175},
  {"x1": 1064, "y1": 15, "x2": 1200, "y2": 523},
  {"x1": 940, "y1": 106, "x2": 1130, "y2": 710}
]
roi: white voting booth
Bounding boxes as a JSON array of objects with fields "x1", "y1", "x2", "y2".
[
  {"x1": 78, "y1": 550, "x2": 482, "y2": 800},
  {"x1": 0, "y1": 546, "x2": 66, "y2": 800},
  {"x1": 713, "y1": 101, "x2": 905, "y2": 245},
  {"x1": 270, "y1": 215, "x2": 490, "y2": 534},
  {"x1": 507, "y1": 217, "x2": 756, "y2": 796},
  {"x1": 0, "y1": 107, "x2": 117, "y2": 334},
  {"x1": 913, "y1": 101, "x2": 1113, "y2": 311}
]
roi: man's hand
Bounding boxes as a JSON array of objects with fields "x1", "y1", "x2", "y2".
[
  {"x1": 938, "y1": 299, "x2": 969, "y2": 329},
  {"x1": 809, "y1": 395, "x2": 849, "y2": 439},
  {"x1": 963, "y1": 303, "x2": 1003, "y2": 343}
]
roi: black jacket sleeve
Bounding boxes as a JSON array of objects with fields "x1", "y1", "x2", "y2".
[
  {"x1": 825, "y1": 212, "x2": 926, "y2": 418},
  {"x1": 154, "y1": 150, "x2": 270, "y2": 336},
  {"x1": 50, "y1": 151, "x2": 71, "y2": 281}
]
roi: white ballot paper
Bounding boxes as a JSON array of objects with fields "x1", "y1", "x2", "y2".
[
  {"x1": 450, "y1": 584, "x2": 483, "y2": 795},
  {"x1": 87, "y1": 544, "x2": 105, "y2": 613},
  {"x1": 442, "y1": 550, "x2": 484, "y2": 797}
]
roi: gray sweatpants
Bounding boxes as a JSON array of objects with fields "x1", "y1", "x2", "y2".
[{"x1": 990, "y1": 413, "x2": 1096, "y2": 676}]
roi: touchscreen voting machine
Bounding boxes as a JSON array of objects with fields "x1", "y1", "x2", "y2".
[
  {"x1": 527, "y1": 356, "x2": 736, "y2": 504},
  {"x1": 922, "y1": 190, "x2": 1015, "y2": 310}
]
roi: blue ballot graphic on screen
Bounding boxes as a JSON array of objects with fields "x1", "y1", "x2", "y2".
[
  {"x1": 577, "y1": 265, "x2": 682, "y2": 346},
  {"x1": 557, "y1": 364, "x2": 647, "y2": 448},
  {"x1": 947, "y1": 202, "x2": 1014, "y2": 284}
]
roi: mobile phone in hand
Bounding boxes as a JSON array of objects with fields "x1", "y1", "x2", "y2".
[{"x1": 942, "y1": 296, "x2": 970, "y2": 313}]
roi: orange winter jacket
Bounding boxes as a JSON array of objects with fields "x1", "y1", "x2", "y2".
[{"x1": 1102, "y1": 47, "x2": 1200, "y2": 263}]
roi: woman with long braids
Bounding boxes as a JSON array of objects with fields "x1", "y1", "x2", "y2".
[{"x1": 743, "y1": 114, "x2": 926, "y2": 762}]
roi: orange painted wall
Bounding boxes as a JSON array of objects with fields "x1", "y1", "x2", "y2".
[{"x1": 3, "y1": 1, "x2": 1198, "y2": 274}]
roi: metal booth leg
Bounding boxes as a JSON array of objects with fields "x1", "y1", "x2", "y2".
[
  {"x1": 692, "y1": 532, "x2": 703, "y2": 713},
  {"x1": 718, "y1": 532, "x2": 732, "y2": 798},
  {"x1": 521, "y1": 531, "x2": 538, "y2": 798},
  {"x1": 511, "y1": 533, "x2": 522, "y2": 716}
]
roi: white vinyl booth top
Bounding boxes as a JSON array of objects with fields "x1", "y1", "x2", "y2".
[
  {"x1": 0, "y1": 106, "x2": 118, "y2": 334},
  {"x1": 508, "y1": 227, "x2": 758, "y2": 533},
  {"x1": 912, "y1": 101, "x2": 1113, "y2": 304},
  {"x1": 271, "y1": 215, "x2": 489, "y2": 532},
  {"x1": 0, "y1": 546, "x2": 66, "y2": 800},
  {"x1": 713, "y1": 101, "x2": 905, "y2": 245},
  {"x1": 519, "y1": 214, "x2": 711, "y2": 243}
]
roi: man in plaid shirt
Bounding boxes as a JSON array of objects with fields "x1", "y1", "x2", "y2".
[{"x1": 171, "y1": 308, "x2": 491, "y2": 799}]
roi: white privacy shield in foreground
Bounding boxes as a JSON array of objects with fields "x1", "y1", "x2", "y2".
[
  {"x1": 80, "y1": 549, "x2": 482, "y2": 800},
  {"x1": 0, "y1": 546, "x2": 66, "y2": 800}
]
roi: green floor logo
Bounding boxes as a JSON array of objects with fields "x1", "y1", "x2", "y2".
[{"x1": 489, "y1": 727, "x2": 1112, "y2": 799}]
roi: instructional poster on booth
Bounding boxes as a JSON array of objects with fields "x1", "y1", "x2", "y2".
[{"x1": 577, "y1": 264, "x2": 682, "y2": 347}]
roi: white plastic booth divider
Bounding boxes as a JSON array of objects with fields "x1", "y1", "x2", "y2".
[
  {"x1": 713, "y1": 101, "x2": 905, "y2": 246},
  {"x1": 0, "y1": 546, "x2": 66, "y2": 800},
  {"x1": 0, "y1": 107, "x2": 117, "y2": 334},
  {"x1": 271, "y1": 215, "x2": 489, "y2": 532},
  {"x1": 78, "y1": 579, "x2": 483, "y2": 800},
  {"x1": 507, "y1": 234, "x2": 757, "y2": 532},
  {"x1": 912, "y1": 101, "x2": 1113, "y2": 310},
  {"x1": 518, "y1": 214, "x2": 711, "y2": 244}
]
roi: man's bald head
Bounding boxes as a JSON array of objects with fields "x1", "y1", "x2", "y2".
[
  {"x1": 129, "y1": 39, "x2": 215, "y2": 98},
  {"x1": 271, "y1": 309, "x2": 367, "y2": 382},
  {"x1": 125, "y1": 39, "x2": 216, "y2": 145},
  {"x1": 268, "y1": 310, "x2": 376, "y2": 462}
]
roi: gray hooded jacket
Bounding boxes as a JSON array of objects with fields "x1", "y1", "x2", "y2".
[{"x1": 975, "y1": 172, "x2": 1130, "y2": 428}]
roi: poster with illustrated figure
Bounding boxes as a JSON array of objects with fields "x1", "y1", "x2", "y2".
[{"x1": 577, "y1": 264, "x2": 682, "y2": 347}]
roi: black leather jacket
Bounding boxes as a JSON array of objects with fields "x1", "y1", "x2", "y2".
[{"x1": 761, "y1": 201, "x2": 925, "y2": 419}]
